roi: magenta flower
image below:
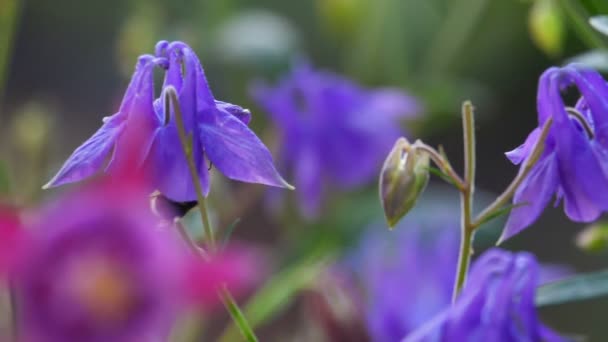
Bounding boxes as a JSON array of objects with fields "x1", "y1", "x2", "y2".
[
  {"x1": 252, "y1": 63, "x2": 420, "y2": 216},
  {"x1": 503, "y1": 64, "x2": 608, "y2": 241},
  {"x1": 404, "y1": 249, "x2": 568, "y2": 342},
  {"x1": 6, "y1": 181, "x2": 259, "y2": 341},
  {"x1": 44, "y1": 41, "x2": 291, "y2": 202}
]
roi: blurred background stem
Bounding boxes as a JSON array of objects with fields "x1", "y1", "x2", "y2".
[
  {"x1": 422, "y1": 0, "x2": 489, "y2": 76},
  {"x1": 0, "y1": 0, "x2": 21, "y2": 107}
]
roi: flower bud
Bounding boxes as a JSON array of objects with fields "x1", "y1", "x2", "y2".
[
  {"x1": 529, "y1": 0, "x2": 564, "y2": 57},
  {"x1": 576, "y1": 221, "x2": 608, "y2": 253},
  {"x1": 379, "y1": 137, "x2": 429, "y2": 229}
]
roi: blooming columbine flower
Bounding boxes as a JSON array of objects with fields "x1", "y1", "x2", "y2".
[
  {"x1": 503, "y1": 63, "x2": 608, "y2": 241},
  {"x1": 340, "y1": 205, "x2": 570, "y2": 342},
  {"x1": 7, "y1": 181, "x2": 258, "y2": 341},
  {"x1": 404, "y1": 248, "x2": 568, "y2": 342},
  {"x1": 252, "y1": 63, "x2": 420, "y2": 216},
  {"x1": 44, "y1": 40, "x2": 291, "y2": 202}
]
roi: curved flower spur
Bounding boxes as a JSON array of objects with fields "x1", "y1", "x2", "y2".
[{"x1": 44, "y1": 40, "x2": 292, "y2": 201}]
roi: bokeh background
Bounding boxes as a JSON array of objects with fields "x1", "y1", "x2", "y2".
[{"x1": 1, "y1": 0, "x2": 608, "y2": 340}]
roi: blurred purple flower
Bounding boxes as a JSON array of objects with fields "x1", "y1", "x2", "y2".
[
  {"x1": 252, "y1": 63, "x2": 420, "y2": 216},
  {"x1": 503, "y1": 64, "x2": 608, "y2": 241},
  {"x1": 343, "y1": 209, "x2": 570, "y2": 342},
  {"x1": 404, "y1": 248, "x2": 568, "y2": 342},
  {"x1": 44, "y1": 40, "x2": 291, "y2": 202},
  {"x1": 346, "y1": 218, "x2": 459, "y2": 342},
  {"x1": 9, "y1": 180, "x2": 260, "y2": 341}
]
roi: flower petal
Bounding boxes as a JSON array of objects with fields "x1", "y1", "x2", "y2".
[
  {"x1": 43, "y1": 113, "x2": 124, "y2": 188},
  {"x1": 295, "y1": 145, "x2": 323, "y2": 218},
  {"x1": 146, "y1": 125, "x2": 209, "y2": 201},
  {"x1": 505, "y1": 128, "x2": 541, "y2": 165},
  {"x1": 501, "y1": 153, "x2": 559, "y2": 243},
  {"x1": 199, "y1": 107, "x2": 293, "y2": 190}
]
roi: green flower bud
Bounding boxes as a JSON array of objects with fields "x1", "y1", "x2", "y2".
[
  {"x1": 379, "y1": 137, "x2": 429, "y2": 229},
  {"x1": 576, "y1": 221, "x2": 608, "y2": 254},
  {"x1": 529, "y1": 0, "x2": 564, "y2": 57}
]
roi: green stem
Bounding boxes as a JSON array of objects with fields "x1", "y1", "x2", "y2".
[
  {"x1": 220, "y1": 287, "x2": 259, "y2": 342},
  {"x1": 557, "y1": 0, "x2": 608, "y2": 50},
  {"x1": 422, "y1": 0, "x2": 489, "y2": 74},
  {"x1": 471, "y1": 118, "x2": 553, "y2": 229},
  {"x1": 452, "y1": 101, "x2": 476, "y2": 302},
  {"x1": 167, "y1": 88, "x2": 216, "y2": 250},
  {"x1": 414, "y1": 142, "x2": 466, "y2": 191},
  {"x1": 0, "y1": 0, "x2": 21, "y2": 106},
  {"x1": 166, "y1": 87, "x2": 258, "y2": 341}
]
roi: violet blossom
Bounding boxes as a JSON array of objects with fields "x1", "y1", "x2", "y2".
[
  {"x1": 344, "y1": 209, "x2": 570, "y2": 342},
  {"x1": 403, "y1": 248, "x2": 568, "y2": 342},
  {"x1": 44, "y1": 40, "x2": 291, "y2": 202},
  {"x1": 344, "y1": 213, "x2": 460, "y2": 341},
  {"x1": 503, "y1": 64, "x2": 608, "y2": 241},
  {"x1": 252, "y1": 63, "x2": 420, "y2": 216}
]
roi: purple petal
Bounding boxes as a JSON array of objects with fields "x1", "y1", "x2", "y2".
[
  {"x1": 563, "y1": 64, "x2": 608, "y2": 143},
  {"x1": 199, "y1": 107, "x2": 293, "y2": 190},
  {"x1": 501, "y1": 154, "x2": 559, "y2": 243},
  {"x1": 43, "y1": 114, "x2": 124, "y2": 188},
  {"x1": 215, "y1": 100, "x2": 251, "y2": 125},
  {"x1": 544, "y1": 68, "x2": 608, "y2": 213},
  {"x1": 366, "y1": 88, "x2": 422, "y2": 119},
  {"x1": 295, "y1": 145, "x2": 323, "y2": 218},
  {"x1": 505, "y1": 128, "x2": 541, "y2": 165},
  {"x1": 146, "y1": 125, "x2": 209, "y2": 201},
  {"x1": 106, "y1": 57, "x2": 160, "y2": 172}
]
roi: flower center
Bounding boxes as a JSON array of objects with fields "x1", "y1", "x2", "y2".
[{"x1": 67, "y1": 256, "x2": 133, "y2": 322}]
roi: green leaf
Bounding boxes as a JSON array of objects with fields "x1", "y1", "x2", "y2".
[
  {"x1": 221, "y1": 218, "x2": 241, "y2": 250},
  {"x1": 427, "y1": 166, "x2": 457, "y2": 187},
  {"x1": 590, "y1": 15, "x2": 608, "y2": 36},
  {"x1": 477, "y1": 202, "x2": 527, "y2": 228},
  {"x1": 536, "y1": 269, "x2": 608, "y2": 307},
  {"x1": 220, "y1": 288, "x2": 258, "y2": 342},
  {"x1": 218, "y1": 250, "x2": 333, "y2": 342}
]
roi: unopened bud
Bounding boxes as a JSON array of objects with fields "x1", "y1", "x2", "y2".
[
  {"x1": 576, "y1": 221, "x2": 608, "y2": 253},
  {"x1": 379, "y1": 138, "x2": 429, "y2": 229},
  {"x1": 529, "y1": 0, "x2": 564, "y2": 57}
]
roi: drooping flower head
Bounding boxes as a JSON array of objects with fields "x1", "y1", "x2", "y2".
[
  {"x1": 253, "y1": 63, "x2": 421, "y2": 216},
  {"x1": 6, "y1": 180, "x2": 260, "y2": 341},
  {"x1": 45, "y1": 40, "x2": 291, "y2": 202},
  {"x1": 503, "y1": 63, "x2": 608, "y2": 241},
  {"x1": 404, "y1": 248, "x2": 568, "y2": 342}
]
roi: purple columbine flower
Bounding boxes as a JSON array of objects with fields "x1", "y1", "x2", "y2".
[
  {"x1": 10, "y1": 180, "x2": 260, "y2": 341},
  {"x1": 403, "y1": 248, "x2": 568, "y2": 342},
  {"x1": 503, "y1": 64, "x2": 608, "y2": 242},
  {"x1": 342, "y1": 208, "x2": 570, "y2": 342},
  {"x1": 44, "y1": 41, "x2": 291, "y2": 202},
  {"x1": 252, "y1": 63, "x2": 420, "y2": 216}
]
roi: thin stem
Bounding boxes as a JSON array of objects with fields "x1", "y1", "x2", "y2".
[
  {"x1": 452, "y1": 101, "x2": 476, "y2": 302},
  {"x1": 472, "y1": 118, "x2": 553, "y2": 229},
  {"x1": 220, "y1": 286, "x2": 259, "y2": 342},
  {"x1": 166, "y1": 87, "x2": 216, "y2": 250},
  {"x1": 414, "y1": 142, "x2": 466, "y2": 191},
  {"x1": 165, "y1": 87, "x2": 258, "y2": 341}
]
